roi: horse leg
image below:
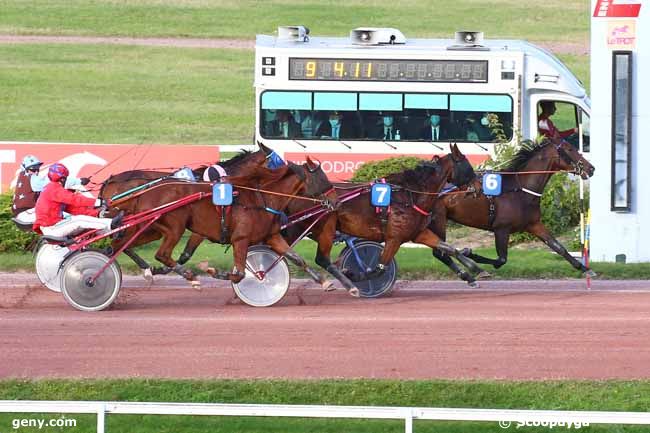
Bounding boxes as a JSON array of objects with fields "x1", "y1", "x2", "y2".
[
  {"x1": 178, "y1": 233, "x2": 204, "y2": 265},
  {"x1": 432, "y1": 249, "x2": 478, "y2": 287},
  {"x1": 265, "y1": 233, "x2": 338, "y2": 293},
  {"x1": 152, "y1": 222, "x2": 200, "y2": 289},
  {"x1": 428, "y1": 211, "x2": 476, "y2": 286},
  {"x1": 312, "y1": 224, "x2": 357, "y2": 292},
  {"x1": 415, "y1": 229, "x2": 489, "y2": 279},
  {"x1": 124, "y1": 249, "x2": 154, "y2": 283},
  {"x1": 362, "y1": 238, "x2": 401, "y2": 280},
  {"x1": 527, "y1": 222, "x2": 596, "y2": 277},
  {"x1": 461, "y1": 228, "x2": 510, "y2": 269}
]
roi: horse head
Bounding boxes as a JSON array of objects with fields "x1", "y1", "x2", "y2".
[
  {"x1": 289, "y1": 157, "x2": 337, "y2": 208},
  {"x1": 435, "y1": 143, "x2": 476, "y2": 187},
  {"x1": 551, "y1": 139, "x2": 595, "y2": 179}
]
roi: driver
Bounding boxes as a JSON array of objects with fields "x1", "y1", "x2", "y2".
[
  {"x1": 538, "y1": 101, "x2": 578, "y2": 141},
  {"x1": 33, "y1": 163, "x2": 123, "y2": 238}
]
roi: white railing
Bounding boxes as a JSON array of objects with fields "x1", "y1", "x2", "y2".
[{"x1": 2, "y1": 401, "x2": 650, "y2": 432}]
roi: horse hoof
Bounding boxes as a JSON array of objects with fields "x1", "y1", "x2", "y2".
[
  {"x1": 348, "y1": 288, "x2": 360, "y2": 298},
  {"x1": 322, "y1": 280, "x2": 335, "y2": 291},
  {"x1": 584, "y1": 269, "x2": 597, "y2": 278},
  {"x1": 190, "y1": 280, "x2": 201, "y2": 291},
  {"x1": 476, "y1": 271, "x2": 492, "y2": 279},
  {"x1": 468, "y1": 281, "x2": 480, "y2": 288},
  {"x1": 143, "y1": 268, "x2": 153, "y2": 284},
  {"x1": 461, "y1": 248, "x2": 472, "y2": 257}
]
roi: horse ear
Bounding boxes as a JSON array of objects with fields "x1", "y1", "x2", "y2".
[
  {"x1": 451, "y1": 142, "x2": 461, "y2": 156},
  {"x1": 258, "y1": 141, "x2": 273, "y2": 155}
]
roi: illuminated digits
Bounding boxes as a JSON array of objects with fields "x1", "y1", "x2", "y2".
[
  {"x1": 334, "y1": 62, "x2": 344, "y2": 77},
  {"x1": 306, "y1": 61, "x2": 316, "y2": 78},
  {"x1": 354, "y1": 62, "x2": 360, "y2": 78},
  {"x1": 367, "y1": 62, "x2": 372, "y2": 78}
]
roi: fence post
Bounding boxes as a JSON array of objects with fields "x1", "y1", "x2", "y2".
[
  {"x1": 97, "y1": 403, "x2": 106, "y2": 433},
  {"x1": 402, "y1": 408, "x2": 413, "y2": 433}
]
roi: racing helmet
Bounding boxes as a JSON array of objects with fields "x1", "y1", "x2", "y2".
[
  {"x1": 21, "y1": 155, "x2": 43, "y2": 171},
  {"x1": 48, "y1": 163, "x2": 70, "y2": 182}
]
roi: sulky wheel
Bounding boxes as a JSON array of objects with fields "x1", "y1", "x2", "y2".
[
  {"x1": 60, "y1": 251, "x2": 122, "y2": 312},
  {"x1": 35, "y1": 242, "x2": 70, "y2": 293},
  {"x1": 232, "y1": 245, "x2": 291, "y2": 307},
  {"x1": 338, "y1": 240, "x2": 398, "y2": 298}
]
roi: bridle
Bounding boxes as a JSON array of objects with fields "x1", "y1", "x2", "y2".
[{"x1": 555, "y1": 142, "x2": 587, "y2": 177}]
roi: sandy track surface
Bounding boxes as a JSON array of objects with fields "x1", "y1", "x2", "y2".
[
  {"x1": 0, "y1": 35, "x2": 589, "y2": 55},
  {"x1": 1, "y1": 275, "x2": 648, "y2": 380}
]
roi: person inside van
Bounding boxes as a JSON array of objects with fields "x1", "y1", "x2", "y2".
[{"x1": 538, "y1": 101, "x2": 578, "y2": 141}]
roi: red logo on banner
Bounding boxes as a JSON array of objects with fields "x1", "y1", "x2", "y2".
[{"x1": 593, "y1": 0, "x2": 641, "y2": 17}]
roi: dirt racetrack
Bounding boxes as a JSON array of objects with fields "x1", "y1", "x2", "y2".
[{"x1": 1, "y1": 274, "x2": 649, "y2": 380}]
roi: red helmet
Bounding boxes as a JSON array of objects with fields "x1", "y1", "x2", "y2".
[{"x1": 48, "y1": 163, "x2": 70, "y2": 182}]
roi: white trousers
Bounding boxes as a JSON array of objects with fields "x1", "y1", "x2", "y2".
[
  {"x1": 14, "y1": 208, "x2": 36, "y2": 225},
  {"x1": 41, "y1": 215, "x2": 113, "y2": 238}
]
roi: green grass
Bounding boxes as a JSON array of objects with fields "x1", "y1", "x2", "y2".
[
  {"x1": 0, "y1": 44, "x2": 255, "y2": 145},
  {"x1": 3, "y1": 233, "x2": 650, "y2": 279},
  {"x1": 0, "y1": 43, "x2": 590, "y2": 145},
  {"x1": 0, "y1": 379, "x2": 649, "y2": 432},
  {"x1": 0, "y1": 0, "x2": 591, "y2": 42}
]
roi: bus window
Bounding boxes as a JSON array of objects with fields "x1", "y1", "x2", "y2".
[
  {"x1": 259, "y1": 90, "x2": 513, "y2": 142},
  {"x1": 261, "y1": 91, "x2": 312, "y2": 138},
  {"x1": 580, "y1": 109, "x2": 590, "y2": 152},
  {"x1": 537, "y1": 101, "x2": 579, "y2": 146}
]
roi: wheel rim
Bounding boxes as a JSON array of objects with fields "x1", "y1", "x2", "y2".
[
  {"x1": 60, "y1": 251, "x2": 121, "y2": 311},
  {"x1": 340, "y1": 241, "x2": 397, "y2": 298},
  {"x1": 35, "y1": 243, "x2": 69, "y2": 293},
  {"x1": 232, "y1": 247, "x2": 290, "y2": 307}
]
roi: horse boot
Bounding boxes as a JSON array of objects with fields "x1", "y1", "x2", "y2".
[{"x1": 172, "y1": 264, "x2": 201, "y2": 291}]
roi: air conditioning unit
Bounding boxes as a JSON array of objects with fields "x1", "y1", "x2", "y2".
[
  {"x1": 350, "y1": 27, "x2": 406, "y2": 45},
  {"x1": 447, "y1": 31, "x2": 488, "y2": 51},
  {"x1": 278, "y1": 26, "x2": 310, "y2": 42}
]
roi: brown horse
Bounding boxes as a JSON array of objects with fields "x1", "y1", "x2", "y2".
[
  {"x1": 284, "y1": 143, "x2": 485, "y2": 288},
  {"x1": 429, "y1": 138, "x2": 596, "y2": 286},
  {"x1": 110, "y1": 158, "x2": 338, "y2": 290},
  {"x1": 99, "y1": 146, "x2": 273, "y2": 279}
]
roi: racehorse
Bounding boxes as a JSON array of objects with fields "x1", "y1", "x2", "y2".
[
  {"x1": 429, "y1": 138, "x2": 596, "y2": 286},
  {"x1": 99, "y1": 146, "x2": 273, "y2": 279},
  {"x1": 110, "y1": 158, "x2": 339, "y2": 290},
  {"x1": 284, "y1": 143, "x2": 486, "y2": 288}
]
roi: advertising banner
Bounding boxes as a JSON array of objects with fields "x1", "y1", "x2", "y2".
[
  {"x1": 0, "y1": 142, "x2": 218, "y2": 193},
  {"x1": 285, "y1": 152, "x2": 488, "y2": 181}
]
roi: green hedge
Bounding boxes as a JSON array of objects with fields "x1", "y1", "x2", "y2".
[
  {"x1": 351, "y1": 156, "x2": 424, "y2": 182},
  {"x1": 0, "y1": 192, "x2": 37, "y2": 253}
]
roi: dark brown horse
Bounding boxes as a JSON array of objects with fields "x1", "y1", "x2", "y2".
[
  {"x1": 99, "y1": 146, "x2": 272, "y2": 279},
  {"x1": 429, "y1": 138, "x2": 596, "y2": 286},
  {"x1": 284, "y1": 143, "x2": 485, "y2": 288},
  {"x1": 111, "y1": 158, "x2": 338, "y2": 290}
]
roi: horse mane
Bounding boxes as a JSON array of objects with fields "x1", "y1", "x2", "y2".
[
  {"x1": 227, "y1": 164, "x2": 289, "y2": 187},
  {"x1": 500, "y1": 139, "x2": 553, "y2": 172},
  {"x1": 385, "y1": 161, "x2": 441, "y2": 190},
  {"x1": 221, "y1": 149, "x2": 252, "y2": 167}
]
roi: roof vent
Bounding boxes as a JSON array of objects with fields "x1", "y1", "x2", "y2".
[
  {"x1": 447, "y1": 31, "x2": 489, "y2": 51},
  {"x1": 350, "y1": 27, "x2": 406, "y2": 45},
  {"x1": 278, "y1": 26, "x2": 310, "y2": 42}
]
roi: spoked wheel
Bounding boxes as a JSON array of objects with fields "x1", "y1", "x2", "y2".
[
  {"x1": 338, "y1": 240, "x2": 398, "y2": 298},
  {"x1": 232, "y1": 245, "x2": 290, "y2": 307},
  {"x1": 60, "y1": 251, "x2": 122, "y2": 312},
  {"x1": 35, "y1": 242, "x2": 70, "y2": 293}
]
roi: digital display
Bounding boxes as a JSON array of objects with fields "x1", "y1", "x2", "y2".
[{"x1": 289, "y1": 58, "x2": 488, "y2": 83}]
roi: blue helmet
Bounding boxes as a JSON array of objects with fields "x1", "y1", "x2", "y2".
[{"x1": 21, "y1": 155, "x2": 43, "y2": 171}]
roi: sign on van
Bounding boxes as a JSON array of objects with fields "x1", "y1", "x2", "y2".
[{"x1": 607, "y1": 20, "x2": 637, "y2": 49}]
